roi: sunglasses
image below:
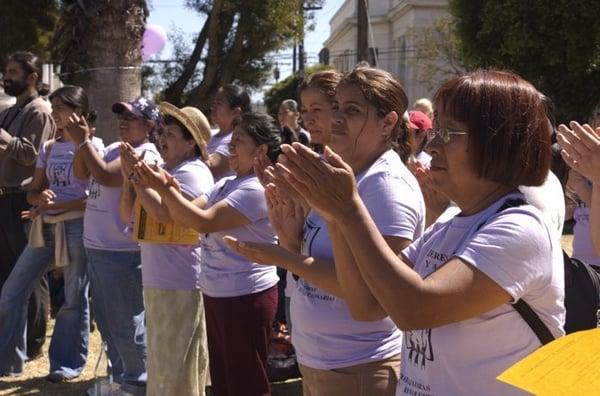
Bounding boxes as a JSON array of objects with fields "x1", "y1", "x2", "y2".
[{"x1": 427, "y1": 128, "x2": 468, "y2": 144}]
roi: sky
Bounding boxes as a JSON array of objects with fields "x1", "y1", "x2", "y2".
[{"x1": 148, "y1": 0, "x2": 344, "y2": 99}]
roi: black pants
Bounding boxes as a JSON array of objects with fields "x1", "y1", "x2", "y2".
[{"x1": 0, "y1": 192, "x2": 49, "y2": 357}]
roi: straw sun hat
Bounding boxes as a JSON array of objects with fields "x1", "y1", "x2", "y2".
[{"x1": 159, "y1": 102, "x2": 212, "y2": 152}]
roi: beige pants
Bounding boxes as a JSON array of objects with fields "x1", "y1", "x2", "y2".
[
  {"x1": 144, "y1": 288, "x2": 209, "y2": 396},
  {"x1": 299, "y1": 354, "x2": 401, "y2": 396}
]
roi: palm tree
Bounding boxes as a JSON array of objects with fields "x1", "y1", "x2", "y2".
[{"x1": 53, "y1": 0, "x2": 148, "y2": 143}]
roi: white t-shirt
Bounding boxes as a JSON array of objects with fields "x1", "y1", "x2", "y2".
[
  {"x1": 36, "y1": 139, "x2": 103, "y2": 214},
  {"x1": 573, "y1": 205, "x2": 600, "y2": 266},
  {"x1": 141, "y1": 158, "x2": 215, "y2": 290},
  {"x1": 291, "y1": 149, "x2": 425, "y2": 370},
  {"x1": 519, "y1": 171, "x2": 565, "y2": 237},
  {"x1": 83, "y1": 141, "x2": 162, "y2": 251},
  {"x1": 398, "y1": 193, "x2": 565, "y2": 396},
  {"x1": 199, "y1": 174, "x2": 279, "y2": 297}
]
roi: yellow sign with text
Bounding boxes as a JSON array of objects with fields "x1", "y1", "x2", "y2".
[
  {"x1": 498, "y1": 328, "x2": 600, "y2": 395},
  {"x1": 132, "y1": 201, "x2": 199, "y2": 245}
]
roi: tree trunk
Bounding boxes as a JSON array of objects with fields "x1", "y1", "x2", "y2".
[
  {"x1": 163, "y1": 14, "x2": 211, "y2": 106},
  {"x1": 56, "y1": 0, "x2": 148, "y2": 144}
]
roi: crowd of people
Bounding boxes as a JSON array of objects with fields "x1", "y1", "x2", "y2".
[{"x1": 0, "y1": 50, "x2": 599, "y2": 396}]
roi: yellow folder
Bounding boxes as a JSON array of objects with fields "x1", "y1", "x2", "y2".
[
  {"x1": 497, "y1": 328, "x2": 600, "y2": 394},
  {"x1": 132, "y1": 200, "x2": 199, "y2": 245}
]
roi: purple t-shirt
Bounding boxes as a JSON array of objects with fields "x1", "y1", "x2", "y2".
[
  {"x1": 83, "y1": 141, "x2": 162, "y2": 251},
  {"x1": 36, "y1": 139, "x2": 102, "y2": 214},
  {"x1": 140, "y1": 158, "x2": 215, "y2": 290},
  {"x1": 207, "y1": 130, "x2": 234, "y2": 180},
  {"x1": 199, "y1": 174, "x2": 279, "y2": 297},
  {"x1": 291, "y1": 150, "x2": 425, "y2": 370}
]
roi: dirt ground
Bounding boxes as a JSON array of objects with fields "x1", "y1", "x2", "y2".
[{"x1": 0, "y1": 235, "x2": 576, "y2": 395}]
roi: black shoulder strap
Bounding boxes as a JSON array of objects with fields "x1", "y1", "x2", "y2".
[
  {"x1": 486, "y1": 197, "x2": 556, "y2": 345},
  {"x1": 513, "y1": 299, "x2": 555, "y2": 345}
]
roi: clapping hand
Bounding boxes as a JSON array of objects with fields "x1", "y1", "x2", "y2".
[
  {"x1": 557, "y1": 121, "x2": 600, "y2": 185},
  {"x1": 265, "y1": 183, "x2": 305, "y2": 250},
  {"x1": 65, "y1": 113, "x2": 90, "y2": 145},
  {"x1": 275, "y1": 143, "x2": 358, "y2": 222},
  {"x1": 120, "y1": 143, "x2": 140, "y2": 181}
]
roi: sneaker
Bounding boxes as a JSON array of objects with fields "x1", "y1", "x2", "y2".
[{"x1": 46, "y1": 372, "x2": 68, "y2": 383}]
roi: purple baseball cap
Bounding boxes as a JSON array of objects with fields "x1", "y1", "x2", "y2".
[{"x1": 112, "y1": 97, "x2": 161, "y2": 123}]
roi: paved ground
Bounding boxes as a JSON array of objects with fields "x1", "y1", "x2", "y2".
[{"x1": 0, "y1": 235, "x2": 575, "y2": 395}]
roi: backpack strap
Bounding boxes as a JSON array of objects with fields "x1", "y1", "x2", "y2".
[
  {"x1": 484, "y1": 197, "x2": 556, "y2": 345},
  {"x1": 512, "y1": 299, "x2": 555, "y2": 345}
]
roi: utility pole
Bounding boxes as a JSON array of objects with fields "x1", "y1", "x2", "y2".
[
  {"x1": 299, "y1": 0, "x2": 305, "y2": 77},
  {"x1": 357, "y1": 0, "x2": 368, "y2": 63},
  {"x1": 298, "y1": 1, "x2": 323, "y2": 77}
]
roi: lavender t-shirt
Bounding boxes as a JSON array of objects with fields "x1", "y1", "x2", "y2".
[
  {"x1": 83, "y1": 141, "x2": 162, "y2": 251},
  {"x1": 199, "y1": 175, "x2": 279, "y2": 297},
  {"x1": 36, "y1": 139, "x2": 102, "y2": 214},
  {"x1": 207, "y1": 131, "x2": 234, "y2": 180},
  {"x1": 291, "y1": 150, "x2": 425, "y2": 370},
  {"x1": 573, "y1": 205, "x2": 600, "y2": 266},
  {"x1": 141, "y1": 159, "x2": 215, "y2": 290}
]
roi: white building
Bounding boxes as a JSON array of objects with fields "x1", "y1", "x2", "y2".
[{"x1": 323, "y1": 0, "x2": 451, "y2": 102}]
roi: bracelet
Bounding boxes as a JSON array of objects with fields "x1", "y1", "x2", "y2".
[{"x1": 78, "y1": 139, "x2": 90, "y2": 149}]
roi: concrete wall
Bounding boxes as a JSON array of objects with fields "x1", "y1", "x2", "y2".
[{"x1": 324, "y1": 0, "x2": 451, "y2": 103}]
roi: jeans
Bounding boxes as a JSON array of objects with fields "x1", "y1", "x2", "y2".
[
  {"x1": 0, "y1": 193, "x2": 49, "y2": 357},
  {"x1": 0, "y1": 218, "x2": 89, "y2": 377},
  {"x1": 86, "y1": 248, "x2": 147, "y2": 391}
]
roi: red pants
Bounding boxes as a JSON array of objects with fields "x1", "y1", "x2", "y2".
[{"x1": 204, "y1": 285, "x2": 278, "y2": 396}]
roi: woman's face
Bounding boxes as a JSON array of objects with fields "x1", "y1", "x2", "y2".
[
  {"x1": 118, "y1": 112, "x2": 151, "y2": 146},
  {"x1": 329, "y1": 83, "x2": 392, "y2": 164},
  {"x1": 211, "y1": 89, "x2": 238, "y2": 131},
  {"x1": 228, "y1": 126, "x2": 262, "y2": 175},
  {"x1": 278, "y1": 103, "x2": 299, "y2": 129},
  {"x1": 300, "y1": 88, "x2": 334, "y2": 145},
  {"x1": 425, "y1": 106, "x2": 478, "y2": 199},
  {"x1": 51, "y1": 97, "x2": 78, "y2": 131},
  {"x1": 158, "y1": 121, "x2": 195, "y2": 168}
]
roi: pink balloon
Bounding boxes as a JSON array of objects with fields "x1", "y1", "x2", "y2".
[{"x1": 142, "y1": 24, "x2": 167, "y2": 60}]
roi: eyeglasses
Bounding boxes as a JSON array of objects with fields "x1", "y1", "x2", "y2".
[{"x1": 426, "y1": 128, "x2": 468, "y2": 144}]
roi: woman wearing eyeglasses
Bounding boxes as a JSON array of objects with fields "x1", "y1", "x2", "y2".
[
  {"x1": 69, "y1": 97, "x2": 162, "y2": 395},
  {"x1": 227, "y1": 70, "x2": 565, "y2": 395}
]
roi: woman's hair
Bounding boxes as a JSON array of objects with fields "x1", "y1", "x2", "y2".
[
  {"x1": 220, "y1": 84, "x2": 251, "y2": 113},
  {"x1": 162, "y1": 115, "x2": 206, "y2": 160},
  {"x1": 232, "y1": 112, "x2": 282, "y2": 163},
  {"x1": 298, "y1": 69, "x2": 343, "y2": 101},
  {"x1": 49, "y1": 85, "x2": 94, "y2": 120},
  {"x1": 7, "y1": 51, "x2": 49, "y2": 95},
  {"x1": 413, "y1": 98, "x2": 433, "y2": 117},
  {"x1": 433, "y1": 69, "x2": 551, "y2": 187},
  {"x1": 339, "y1": 63, "x2": 411, "y2": 162},
  {"x1": 280, "y1": 99, "x2": 299, "y2": 113}
]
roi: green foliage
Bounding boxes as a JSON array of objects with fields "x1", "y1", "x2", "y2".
[
  {"x1": 450, "y1": 0, "x2": 600, "y2": 122},
  {"x1": 156, "y1": 0, "x2": 324, "y2": 112},
  {"x1": 0, "y1": 0, "x2": 60, "y2": 64},
  {"x1": 264, "y1": 64, "x2": 331, "y2": 116}
]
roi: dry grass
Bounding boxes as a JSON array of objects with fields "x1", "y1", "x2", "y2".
[
  {"x1": 0, "y1": 235, "x2": 576, "y2": 395},
  {"x1": 0, "y1": 320, "x2": 103, "y2": 396}
]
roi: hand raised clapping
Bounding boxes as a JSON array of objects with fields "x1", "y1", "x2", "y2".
[
  {"x1": 65, "y1": 113, "x2": 90, "y2": 145},
  {"x1": 274, "y1": 143, "x2": 358, "y2": 222},
  {"x1": 557, "y1": 121, "x2": 600, "y2": 185}
]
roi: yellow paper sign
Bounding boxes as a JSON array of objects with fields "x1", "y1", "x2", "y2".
[
  {"x1": 498, "y1": 328, "x2": 600, "y2": 395},
  {"x1": 132, "y1": 201, "x2": 199, "y2": 245}
]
